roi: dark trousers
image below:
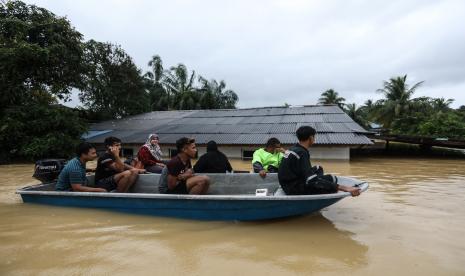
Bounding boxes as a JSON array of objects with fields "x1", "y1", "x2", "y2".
[{"x1": 304, "y1": 166, "x2": 338, "y2": 194}]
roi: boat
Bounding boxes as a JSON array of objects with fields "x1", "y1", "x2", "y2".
[{"x1": 17, "y1": 173, "x2": 368, "y2": 221}]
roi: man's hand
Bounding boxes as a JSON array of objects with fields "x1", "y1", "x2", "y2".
[
  {"x1": 95, "y1": 188, "x2": 107, "y2": 192},
  {"x1": 178, "y1": 169, "x2": 194, "y2": 181},
  {"x1": 184, "y1": 169, "x2": 194, "y2": 177},
  {"x1": 109, "y1": 146, "x2": 120, "y2": 157},
  {"x1": 259, "y1": 170, "x2": 267, "y2": 178},
  {"x1": 276, "y1": 147, "x2": 285, "y2": 153},
  {"x1": 129, "y1": 168, "x2": 146, "y2": 174}
]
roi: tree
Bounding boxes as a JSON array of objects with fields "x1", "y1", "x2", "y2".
[
  {"x1": 198, "y1": 77, "x2": 238, "y2": 109},
  {"x1": 143, "y1": 57, "x2": 239, "y2": 110},
  {"x1": 0, "y1": 0, "x2": 84, "y2": 112},
  {"x1": 0, "y1": 1, "x2": 88, "y2": 161},
  {"x1": 162, "y1": 63, "x2": 197, "y2": 110},
  {"x1": 417, "y1": 112, "x2": 465, "y2": 138},
  {"x1": 344, "y1": 103, "x2": 368, "y2": 129},
  {"x1": 373, "y1": 75, "x2": 423, "y2": 128},
  {"x1": 318, "y1": 89, "x2": 345, "y2": 108},
  {"x1": 0, "y1": 104, "x2": 88, "y2": 161},
  {"x1": 145, "y1": 55, "x2": 169, "y2": 111},
  {"x1": 79, "y1": 40, "x2": 150, "y2": 119},
  {"x1": 431, "y1": 98, "x2": 453, "y2": 112}
]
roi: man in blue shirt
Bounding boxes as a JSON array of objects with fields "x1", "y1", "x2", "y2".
[{"x1": 56, "y1": 142, "x2": 106, "y2": 192}]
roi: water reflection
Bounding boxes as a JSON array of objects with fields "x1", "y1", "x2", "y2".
[
  {"x1": 154, "y1": 214, "x2": 368, "y2": 273},
  {"x1": 0, "y1": 205, "x2": 367, "y2": 275}
]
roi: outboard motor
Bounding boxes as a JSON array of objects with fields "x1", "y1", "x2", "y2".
[{"x1": 33, "y1": 159, "x2": 67, "y2": 183}]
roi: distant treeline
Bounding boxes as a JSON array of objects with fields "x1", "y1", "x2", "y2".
[
  {"x1": 0, "y1": 1, "x2": 238, "y2": 161},
  {"x1": 318, "y1": 76, "x2": 465, "y2": 139}
]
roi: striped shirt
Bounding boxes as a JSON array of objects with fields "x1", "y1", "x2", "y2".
[{"x1": 55, "y1": 157, "x2": 87, "y2": 191}]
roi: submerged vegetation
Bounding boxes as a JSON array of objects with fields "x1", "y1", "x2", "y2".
[{"x1": 320, "y1": 76, "x2": 465, "y2": 139}]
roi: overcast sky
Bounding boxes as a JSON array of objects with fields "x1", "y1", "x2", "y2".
[{"x1": 25, "y1": 0, "x2": 465, "y2": 108}]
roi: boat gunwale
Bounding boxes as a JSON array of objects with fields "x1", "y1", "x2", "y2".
[{"x1": 16, "y1": 182, "x2": 368, "y2": 201}]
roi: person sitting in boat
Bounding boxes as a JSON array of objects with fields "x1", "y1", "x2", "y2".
[
  {"x1": 95, "y1": 136, "x2": 146, "y2": 192},
  {"x1": 55, "y1": 142, "x2": 107, "y2": 192},
  {"x1": 278, "y1": 126, "x2": 361, "y2": 196},
  {"x1": 252, "y1": 137, "x2": 285, "y2": 178},
  {"x1": 137, "y1": 133, "x2": 167, "y2": 173},
  {"x1": 193, "y1": 140, "x2": 233, "y2": 173},
  {"x1": 159, "y1": 137, "x2": 210, "y2": 194}
]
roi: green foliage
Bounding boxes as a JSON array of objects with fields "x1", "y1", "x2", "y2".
[
  {"x1": 79, "y1": 40, "x2": 150, "y2": 120},
  {"x1": 372, "y1": 75, "x2": 423, "y2": 128},
  {"x1": 318, "y1": 89, "x2": 345, "y2": 108},
  {"x1": 145, "y1": 59, "x2": 238, "y2": 110},
  {"x1": 332, "y1": 75, "x2": 464, "y2": 139},
  {"x1": 0, "y1": 1, "x2": 88, "y2": 162},
  {"x1": 1, "y1": 1, "x2": 239, "y2": 162},
  {"x1": 354, "y1": 75, "x2": 465, "y2": 139},
  {"x1": 0, "y1": 104, "x2": 88, "y2": 161},
  {"x1": 344, "y1": 103, "x2": 368, "y2": 129},
  {"x1": 197, "y1": 77, "x2": 238, "y2": 109},
  {"x1": 386, "y1": 96, "x2": 465, "y2": 139},
  {"x1": 417, "y1": 112, "x2": 465, "y2": 138},
  {"x1": 0, "y1": 0, "x2": 84, "y2": 111}
]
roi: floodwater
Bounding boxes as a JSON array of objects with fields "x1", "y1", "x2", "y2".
[{"x1": 1, "y1": 157, "x2": 465, "y2": 275}]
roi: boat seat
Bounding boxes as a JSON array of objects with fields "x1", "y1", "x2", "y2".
[{"x1": 87, "y1": 173, "x2": 282, "y2": 195}]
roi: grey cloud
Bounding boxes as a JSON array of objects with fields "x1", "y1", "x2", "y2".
[{"x1": 28, "y1": 0, "x2": 465, "y2": 108}]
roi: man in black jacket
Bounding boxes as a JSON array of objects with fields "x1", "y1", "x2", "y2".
[
  {"x1": 194, "y1": 140, "x2": 233, "y2": 173},
  {"x1": 278, "y1": 126, "x2": 360, "y2": 196}
]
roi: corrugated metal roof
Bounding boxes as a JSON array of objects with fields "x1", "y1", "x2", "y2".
[
  {"x1": 87, "y1": 105, "x2": 372, "y2": 145},
  {"x1": 86, "y1": 132, "x2": 372, "y2": 145}
]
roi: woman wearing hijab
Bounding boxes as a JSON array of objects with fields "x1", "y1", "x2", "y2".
[
  {"x1": 194, "y1": 140, "x2": 233, "y2": 173},
  {"x1": 137, "y1": 134, "x2": 166, "y2": 173}
]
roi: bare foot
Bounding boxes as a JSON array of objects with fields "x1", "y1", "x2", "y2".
[{"x1": 339, "y1": 185, "x2": 361, "y2": 197}]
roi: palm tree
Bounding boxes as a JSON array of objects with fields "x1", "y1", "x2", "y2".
[
  {"x1": 198, "y1": 77, "x2": 238, "y2": 109},
  {"x1": 364, "y1": 99, "x2": 374, "y2": 110},
  {"x1": 318, "y1": 89, "x2": 345, "y2": 108},
  {"x1": 143, "y1": 56, "x2": 239, "y2": 110},
  {"x1": 147, "y1": 55, "x2": 164, "y2": 84},
  {"x1": 163, "y1": 64, "x2": 197, "y2": 109},
  {"x1": 145, "y1": 55, "x2": 168, "y2": 110},
  {"x1": 432, "y1": 98, "x2": 453, "y2": 112},
  {"x1": 345, "y1": 103, "x2": 367, "y2": 128},
  {"x1": 374, "y1": 75, "x2": 424, "y2": 128}
]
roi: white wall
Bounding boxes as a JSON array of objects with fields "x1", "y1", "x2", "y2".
[{"x1": 308, "y1": 147, "x2": 350, "y2": 160}]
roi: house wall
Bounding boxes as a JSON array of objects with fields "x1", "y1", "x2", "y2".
[{"x1": 120, "y1": 144, "x2": 350, "y2": 160}]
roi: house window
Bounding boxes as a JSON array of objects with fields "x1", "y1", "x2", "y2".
[{"x1": 242, "y1": 150, "x2": 254, "y2": 160}]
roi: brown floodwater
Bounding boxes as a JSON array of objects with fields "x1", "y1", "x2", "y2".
[{"x1": 1, "y1": 157, "x2": 464, "y2": 275}]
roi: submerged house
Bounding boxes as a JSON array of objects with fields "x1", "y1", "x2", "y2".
[{"x1": 84, "y1": 105, "x2": 372, "y2": 160}]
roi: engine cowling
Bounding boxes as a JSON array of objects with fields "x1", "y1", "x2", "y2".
[{"x1": 33, "y1": 159, "x2": 67, "y2": 183}]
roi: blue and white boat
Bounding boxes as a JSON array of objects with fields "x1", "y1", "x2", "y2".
[{"x1": 17, "y1": 173, "x2": 368, "y2": 221}]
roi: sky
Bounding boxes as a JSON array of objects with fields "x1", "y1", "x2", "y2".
[{"x1": 24, "y1": 0, "x2": 465, "y2": 108}]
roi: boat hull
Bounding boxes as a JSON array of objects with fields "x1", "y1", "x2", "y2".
[
  {"x1": 19, "y1": 193, "x2": 342, "y2": 220},
  {"x1": 17, "y1": 173, "x2": 368, "y2": 221}
]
